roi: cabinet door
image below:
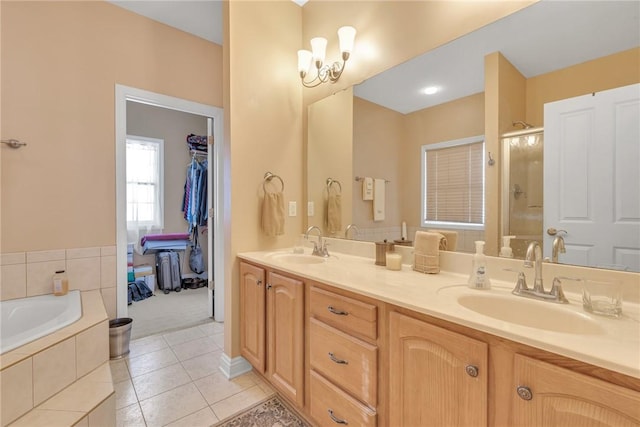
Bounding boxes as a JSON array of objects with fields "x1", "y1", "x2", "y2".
[
  {"x1": 267, "y1": 272, "x2": 304, "y2": 407},
  {"x1": 512, "y1": 354, "x2": 640, "y2": 426},
  {"x1": 389, "y1": 311, "x2": 488, "y2": 427},
  {"x1": 239, "y1": 262, "x2": 266, "y2": 373}
]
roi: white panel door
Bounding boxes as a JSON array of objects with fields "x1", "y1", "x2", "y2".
[{"x1": 544, "y1": 83, "x2": 640, "y2": 272}]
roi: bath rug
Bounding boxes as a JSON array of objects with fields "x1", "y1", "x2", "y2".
[{"x1": 214, "y1": 396, "x2": 308, "y2": 427}]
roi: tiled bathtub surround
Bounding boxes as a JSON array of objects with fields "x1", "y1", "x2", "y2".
[
  {"x1": 0, "y1": 246, "x2": 117, "y2": 319},
  {"x1": 0, "y1": 291, "x2": 111, "y2": 426}
]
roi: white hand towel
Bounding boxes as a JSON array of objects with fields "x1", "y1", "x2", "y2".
[
  {"x1": 373, "y1": 178, "x2": 385, "y2": 221},
  {"x1": 362, "y1": 177, "x2": 374, "y2": 201}
]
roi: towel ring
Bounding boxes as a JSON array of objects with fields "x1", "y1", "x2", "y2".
[
  {"x1": 263, "y1": 172, "x2": 284, "y2": 193},
  {"x1": 326, "y1": 178, "x2": 342, "y2": 194}
]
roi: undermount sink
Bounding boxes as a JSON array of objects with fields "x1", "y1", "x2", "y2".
[
  {"x1": 268, "y1": 253, "x2": 328, "y2": 265},
  {"x1": 456, "y1": 293, "x2": 605, "y2": 335}
]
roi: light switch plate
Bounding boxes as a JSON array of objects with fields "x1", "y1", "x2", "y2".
[
  {"x1": 307, "y1": 201, "x2": 314, "y2": 216},
  {"x1": 289, "y1": 201, "x2": 297, "y2": 217}
]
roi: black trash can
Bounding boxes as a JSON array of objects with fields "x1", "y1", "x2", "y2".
[{"x1": 109, "y1": 318, "x2": 133, "y2": 359}]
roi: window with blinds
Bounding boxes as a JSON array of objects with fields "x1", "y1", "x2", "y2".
[
  {"x1": 421, "y1": 136, "x2": 484, "y2": 229},
  {"x1": 126, "y1": 136, "x2": 164, "y2": 229}
]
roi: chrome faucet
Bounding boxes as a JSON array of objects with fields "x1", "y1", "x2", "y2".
[
  {"x1": 345, "y1": 224, "x2": 359, "y2": 240},
  {"x1": 305, "y1": 225, "x2": 329, "y2": 257},
  {"x1": 551, "y1": 235, "x2": 566, "y2": 263},
  {"x1": 512, "y1": 241, "x2": 568, "y2": 303}
]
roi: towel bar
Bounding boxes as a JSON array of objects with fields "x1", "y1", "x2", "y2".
[{"x1": 263, "y1": 171, "x2": 284, "y2": 193}]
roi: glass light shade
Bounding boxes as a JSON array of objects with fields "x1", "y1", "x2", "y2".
[
  {"x1": 338, "y1": 26, "x2": 356, "y2": 54},
  {"x1": 310, "y1": 37, "x2": 327, "y2": 65},
  {"x1": 297, "y1": 50, "x2": 312, "y2": 75}
]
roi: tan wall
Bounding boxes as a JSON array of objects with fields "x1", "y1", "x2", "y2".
[
  {"x1": 225, "y1": 1, "x2": 303, "y2": 357},
  {"x1": 308, "y1": 89, "x2": 353, "y2": 237},
  {"x1": 1, "y1": 1, "x2": 222, "y2": 255},
  {"x1": 126, "y1": 102, "x2": 209, "y2": 275},
  {"x1": 352, "y1": 96, "x2": 403, "y2": 233},
  {"x1": 525, "y1": 47, "x2": 640, "y2": 125}
]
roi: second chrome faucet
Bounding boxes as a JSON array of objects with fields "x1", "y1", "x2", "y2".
[{"x1": 305, "y1": 225, "x2": 330, "y2": 257}]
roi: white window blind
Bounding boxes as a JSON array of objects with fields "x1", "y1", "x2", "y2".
[
  {"x1": 422, "y1": 136, "x2": 484, "y2": 228},
  {"x1": 126, "y1": 136, "x2": 164, "y2": 229}
]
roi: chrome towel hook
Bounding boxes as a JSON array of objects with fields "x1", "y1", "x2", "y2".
[{"x1": 1, "y1": 139, "x2": 27, "y2": 149}]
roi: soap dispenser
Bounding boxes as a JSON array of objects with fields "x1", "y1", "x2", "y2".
[
  {"x1": 468, "y1": 241, "x2": 491, "y2": 290},
  {"x1": 499, "y1": 235, "x2": 515, "y2": 258}
]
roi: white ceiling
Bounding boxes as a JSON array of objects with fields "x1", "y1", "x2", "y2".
[
  {"x1": 354, "y1": 0, "x2": 640, "y2": 114},
  {"x1": 107, "y1": 1, "x2": 639, "y2": 114}
]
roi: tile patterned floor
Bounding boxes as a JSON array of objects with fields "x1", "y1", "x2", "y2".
[{"x1": 111, "y1": 322, "x2": 275, "y2": 426}]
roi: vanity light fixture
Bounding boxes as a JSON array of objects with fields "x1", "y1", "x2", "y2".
[{"x1": 298, "y1": 26, "x2": 356, "y2": 88}]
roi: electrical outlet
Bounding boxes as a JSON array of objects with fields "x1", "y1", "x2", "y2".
[
  {"x1": 307, "y1": 201, "x2": 314, "y2": 216},
  {"x1": 289, "y1": 201, "x2": 297, "y2": 217}
]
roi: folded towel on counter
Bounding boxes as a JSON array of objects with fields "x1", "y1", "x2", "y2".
[
  {"x1": 413, "y1": 231, "x2": 445, "y2": 274},
  {"x1": 261, "y1": 192, "x2": 285, "y2": 236},
  {"x1": 373, "y1": 178, "x2": 385, "y2": 221},
  {"x1": 427, "y1": 229, "x2": 458, "y2": 251},
  {"x1": 327, "y1": 192, "x2": 342, "y2": 235}
]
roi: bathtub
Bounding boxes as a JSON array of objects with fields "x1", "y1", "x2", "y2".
[{"x1": 1, "y1": 290, "x2": 82, "y2": 354}]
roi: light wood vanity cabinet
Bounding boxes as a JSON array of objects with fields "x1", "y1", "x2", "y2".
[
  {"x1": 308, "y1": 285, "x2": 379, "y2": 427},
  {"x1": 239, "y1": 262, "x2": 304, "y2": 407},
  {"x1": 511, "y1": 354, "x2": 640, "y2": 426},
  {"x1": 389, "y1": 311, "x2": 488, "y2": 426}
]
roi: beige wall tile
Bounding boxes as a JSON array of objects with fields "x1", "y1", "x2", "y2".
[
  {"x1": 26, "y1": 249, "x2": 65, "y2": 263},
  {"x1": 75, "y1": 416, "x2": 89, "y2": 427},
  {"x1": 1, "y1": 252, "x2": 25, "y2": 265},
  {"x1": 100, "y1": 288, "x2": 117, "y2": 320},
  {"x1": 1, "y1": 263, "x2": 27, "y2": 301},
  {"x1": 67, "y1": 247, "x2": 101, "y2": 260},
  {"x1": 39, "y1": 379, "x2": 113, "y2": 413},
  {"x1": 88, "y1": 394, "x2": 116, "y2": 427},
  {"x1": 100, "y1": 255, "x2": 116, "y2": 288},
  {"x1": 27, "y1": 260, "x2": 66, "y2": 297},
  {"x1": 76, "y1": 321, "x2": 109, "y2": 378},
  {"x1": 0, "y1": 358, "x2": 33, "y2": 426},
  {"x1": 101, "y1": 246, "x2": 116, "y2": 257},
  {"x1": 9, "y1": 409, "x2": 84, "y2": 427},
  {"x1": 33, "y1": 337, "x2": 77, "y2": 406},
  {"x1": 67, "y1": 257, "x2": 101, "y2": 291}
]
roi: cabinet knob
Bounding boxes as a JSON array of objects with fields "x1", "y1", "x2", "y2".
[
  {"x1": 465, "y1": 365, "x2": 479, "y2": 377},
  {"x1": 257, "y1": 280, "x2": 262, "y2": 286},
  {"x1": 328, "y1": 352, "x2": 349, "y2": 365},
  {"x1": 328, "y1": 409, "x2": 348, "y2": 425},
  {"x1": 328, "y1": 305, "x2": 349, "y2": 316},
  {"x1": 266, "y1": 283, "x2": 272, "y2": 290},
  {"x1": 516, "y1": 385, "x2": 533, "y2": 401}
]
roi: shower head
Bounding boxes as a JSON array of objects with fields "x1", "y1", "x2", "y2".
[{"x1": 513, "y1": 121, "x2": 534, "y2": 129}]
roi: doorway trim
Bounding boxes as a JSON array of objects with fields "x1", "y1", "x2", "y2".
[{"x1": 115, "y1": 84, "x2": 225, "y2": 322}]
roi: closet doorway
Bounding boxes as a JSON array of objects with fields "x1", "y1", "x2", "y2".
[{"x1": 115, "y1": 85, "x2": 226, "y2": 339}]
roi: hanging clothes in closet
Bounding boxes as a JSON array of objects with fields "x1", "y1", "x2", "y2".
[{"x1": 183, "y1": 135, "x2": 208, "y2": 232}]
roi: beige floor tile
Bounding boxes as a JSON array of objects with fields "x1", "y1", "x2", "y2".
[
  {"x1": 139, "y1": 383, "x2": 208, "y2": 427},
  {"x1": 194, "y1": 371, "x2": 257, "y2": 405},
  {"x1": 132, "y1": 363, "x2": 192, "y2": 401},
  {"x1": 181, "y1": 350, "x2": 223, "y2": 381},
  {"x1": 165, "y1": 407, "x2": 219, "y2": 427},
  {"x1": 127, "y1": 348, "x2": 179, "y2": 378},
  {"x1": 171, "y1": 336, "x2": 217, "y2": 361},
  {"x1": 210, "y1": 385, "x2": 269, "y2": 421},
  {"x1": 211, "y1": 333, "x2": 224, "y2": 350},
  {"x1": 163, "y1": 325, "x2": 206, "y2": 347},
  {"x1": 115, "y1": 379, "x2": 139, "y2": 409},
  {"x1": 198, "y1": 321, "x2": 224, "y2": 336},
  {"x1": 128, "y1": 335, "x2": 168, "y2": 358},
  {"x1": 116, "y1": 403, "x2": 147, "y2": 427},
  {"x1": 110, "y1": 359, "x2": 131, "y2": 383}
]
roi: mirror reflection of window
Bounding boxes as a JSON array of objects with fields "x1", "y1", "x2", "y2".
[{"x1": 422, "y1": 136, "x2": 484, "y2": 230}]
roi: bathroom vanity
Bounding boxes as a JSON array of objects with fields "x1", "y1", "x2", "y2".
[{"x1": 238, "y1": 247, "x2": 640, "y2": 426}]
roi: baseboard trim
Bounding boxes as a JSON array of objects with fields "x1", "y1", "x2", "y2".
[{"x1": 219, "y1": 353, "x2": 252, "y2": 379}]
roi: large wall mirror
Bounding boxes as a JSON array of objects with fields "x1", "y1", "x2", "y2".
[{"x1": 306, "y1": 1, "x2": 640, "y2": 272}]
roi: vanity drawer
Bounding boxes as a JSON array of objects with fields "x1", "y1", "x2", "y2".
[
  {"x1": 310, "y1": 370, "x2": 377, "y2": 427},
  {"x1": 310, "y1": 318, "x2": 377, "y2": 407},
  {"x1": 310, "y1": 286, "x2": 377, "y2": 341}
]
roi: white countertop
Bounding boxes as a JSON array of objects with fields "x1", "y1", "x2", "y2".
[{"x1": 238, "y1": 248, "x2": 640, "y2": 379}]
